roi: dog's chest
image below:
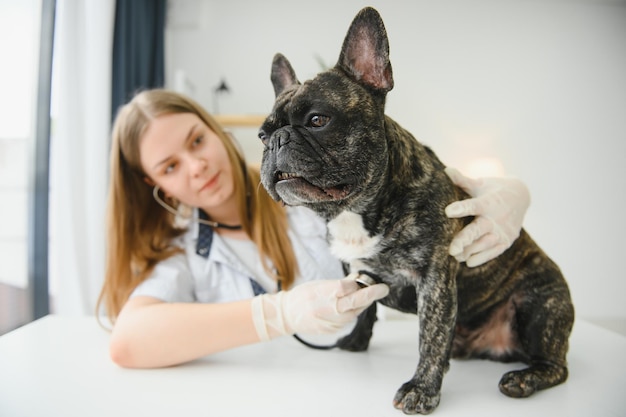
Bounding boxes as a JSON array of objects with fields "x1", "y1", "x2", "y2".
[
  {"x1": 327, "y1": 210, "x2": 426, "y2": 288},
  {"x1": 327, "y1": 211, "x2": 381, "y2": 263}
]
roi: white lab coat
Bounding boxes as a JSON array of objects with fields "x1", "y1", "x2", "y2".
[{"x1": 131, "y1": 206, "x2": 345, "y2": 303}]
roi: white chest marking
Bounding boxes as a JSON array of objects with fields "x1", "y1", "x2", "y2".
[{"x1": 327, "y1": 211, "x2": 381, "y2": 262}]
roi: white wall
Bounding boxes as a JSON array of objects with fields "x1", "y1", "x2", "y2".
[{"x1": 164, "y1": 0, "x2": 626, "y2": 321}]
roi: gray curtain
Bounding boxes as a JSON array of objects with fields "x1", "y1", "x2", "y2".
[{"x1": 111, "y1": 0, "x2": 166, "y2": 122}]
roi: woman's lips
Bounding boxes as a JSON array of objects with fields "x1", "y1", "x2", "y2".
[{"x1": 200, "y1": 172, "x2": 219, "y2": 192}]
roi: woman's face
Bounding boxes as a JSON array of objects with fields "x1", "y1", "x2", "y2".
[{"x1": 139, "y1": 112, "x2": 235, "y2": 212}]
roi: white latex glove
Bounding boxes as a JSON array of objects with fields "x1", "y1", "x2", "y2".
[
  {"x1": 251, "y1": 275, "x2": 389, "y2": 341},
  {"x1": 445, "y1": 167, "x2": 531, "y2": 267}
]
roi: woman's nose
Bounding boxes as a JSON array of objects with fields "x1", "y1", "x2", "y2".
[{"x1": 190, "y1": 156, "x2": 208, "y2": 176}]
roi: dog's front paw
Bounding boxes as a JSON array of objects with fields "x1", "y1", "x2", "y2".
[
  {"x1": 498, "y1": 363, "x2": 568, "y2": 398},
  {"x1": 336, "y1": 332, "x2": 371, "y2": 352},
  {"x1": 392, "y1": 381, "x2": 440, "y2": 415},
  {"x1": 499, "y1": 370, "x2": 536, "y2": 398}
]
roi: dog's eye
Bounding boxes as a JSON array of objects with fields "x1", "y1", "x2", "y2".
[
  {"x1": 309, "y1": 114, "x2": 330, "y2": 128},
  {"x1": 258, "y1": 130, "x2": 268, "y2": 146}
]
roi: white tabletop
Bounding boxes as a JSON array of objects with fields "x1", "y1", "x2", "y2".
[{"x1": 0, "y1": 315, "x2": 624, "y2": 417}]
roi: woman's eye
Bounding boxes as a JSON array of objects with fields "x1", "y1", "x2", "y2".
[
  {"x1": 164, "y1": 162, "x2": 177, "y2": 174},
  {"x1": 309, "y1": 114, "x2": 330, "y2": 128},
  {"x1": 192, "y1": 135, "x2": 203, "y2": 146}
]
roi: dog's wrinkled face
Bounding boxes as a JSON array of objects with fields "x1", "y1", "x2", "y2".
[
  {"x1": 259, "y1": 68, "x2": 384, "y2": 217},
  {"x1": 259, "y1": 10, "x2": 394, "y2": 219}
]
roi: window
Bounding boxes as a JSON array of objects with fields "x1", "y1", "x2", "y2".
[{"x1": 0, "y1": 0, "x2": 53, "y2": 334}]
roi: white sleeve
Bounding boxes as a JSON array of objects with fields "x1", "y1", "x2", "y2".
[{"x1": 130, "y1": 254, "x2": 195, "y2": 303}]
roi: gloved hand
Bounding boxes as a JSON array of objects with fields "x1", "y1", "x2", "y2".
[
  {"x1": 444, "y1": 167, "x2": 531, "y2": 267},
  {"x1": 251, "y1": 275, "x2": 389, "y2": 341}
]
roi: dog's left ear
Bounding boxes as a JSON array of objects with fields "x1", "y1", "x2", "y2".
[
  {"x1": 337, "y1": 7, "x2": 394, "y2": 93},
  {"x1": 271, "y1": 53, "x2": 301, "y2": 97}
]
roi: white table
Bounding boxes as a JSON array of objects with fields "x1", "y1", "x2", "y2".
[{"x1": 0, "y1": 315, "x2": 624, "y2": 417}]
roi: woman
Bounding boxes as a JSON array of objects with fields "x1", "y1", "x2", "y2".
[{"x1": 98, "y1": 89, "x2": 530, "y2": 368}]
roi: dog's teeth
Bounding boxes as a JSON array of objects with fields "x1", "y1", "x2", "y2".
[{"x1": 278, "y1": 172, "x2": 298, "y2": 180}]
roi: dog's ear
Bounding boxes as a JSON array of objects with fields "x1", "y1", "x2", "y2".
[
  {"x1": 336, "y1": 7, "x2": 394, "y2": 93},
  {"x1": 271, "y1": 53, "x2": 300, "y2": 97}
]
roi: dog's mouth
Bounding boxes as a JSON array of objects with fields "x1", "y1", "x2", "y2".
[{"x1": 274, "y1": 171, "x2": 351, "y2": 202}]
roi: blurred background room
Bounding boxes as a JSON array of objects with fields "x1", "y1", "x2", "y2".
[{"x1": 0, "y1": 0, "x2": 624, "y2": 335}]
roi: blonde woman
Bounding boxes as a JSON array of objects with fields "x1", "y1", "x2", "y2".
[{"x1": 98, "y1": 89, "x2": 530, "y2": 369}]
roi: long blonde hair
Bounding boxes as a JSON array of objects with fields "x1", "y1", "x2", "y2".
[{"x1": 97, "y1": 89, "x2": 298, "y2": 323}]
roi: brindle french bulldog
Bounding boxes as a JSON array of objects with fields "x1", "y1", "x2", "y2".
[{"x1": 259, "y1": 7, "x2": 574, "y2": 415}]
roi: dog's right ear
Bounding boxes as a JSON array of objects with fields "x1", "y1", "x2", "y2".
[
  {"x1": 337, "y1": 7, "x2": 394, "y2": 93},
  {"x1": 271, "y1": 53, "x2": 300, "y2": 97}
]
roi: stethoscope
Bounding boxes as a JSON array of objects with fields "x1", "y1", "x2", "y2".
[{"x1": 279, "y1": 271, "x2": 382, "y2": 350}]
